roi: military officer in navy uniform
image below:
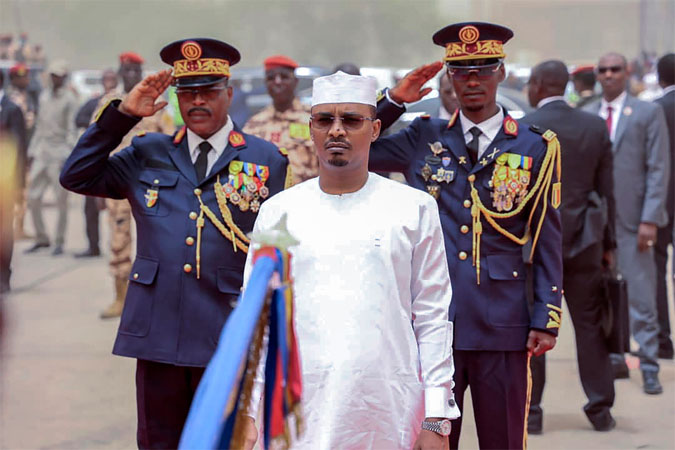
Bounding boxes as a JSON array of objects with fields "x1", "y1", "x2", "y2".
[
  {"x1": 60, "y1": 38, "x2": 289, "y2": 448},
  {"x1": 370, "y1": 22, "x2": 563, "y2": 449}
]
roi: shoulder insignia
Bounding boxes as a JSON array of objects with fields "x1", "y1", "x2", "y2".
[
  {"x1": 503, "y1": 116, "x2": 518, "y2": 136},
  {"x1": 447, "y1": 109, "x2": 459, "y2": 128},
  {"x1": 542, "y1": 129, "x2": 557, "y2": 143},
  {"x1": 420, "y1": 114, "x2": 431, "y2": 120},
  {"x1": 278, "y1": 147, "x2": 289, "y2": 157},
  {"x1": 228, "y1": 131, "x2": 246, "y2": 148},
  {"x1": 529, "y1": 124, "x2": 544, "y2": 134},
  {"x1": 173, "y1": 126, "x2": 187, "y2": 144},
  {"x1": 376, "y1": 89, "x2": 385, "y2": 103},
  {"x1": 93, "y1": 97, "x2": 121, "y2": 123},
  {"x1": 136, "y1": 131, "x2": 147, "y2": 138}
]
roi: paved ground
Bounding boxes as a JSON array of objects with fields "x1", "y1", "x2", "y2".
[{"x1": 1, "y1": 201, "x2": 674, "y2": 449}]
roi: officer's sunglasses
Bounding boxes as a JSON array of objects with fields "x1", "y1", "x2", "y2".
[
  {"x1": 175, "y1": 83, "x2": 227, "y2": 101},
  {"x1": 446, "y1": 61, "x2": 502, "y2": 81},
  {"x1": 597, "y1": 65, "x2": 624, "y2": 74},
  {"x1": 310, "y1": 113, "x2": 376, "y2": 131}
]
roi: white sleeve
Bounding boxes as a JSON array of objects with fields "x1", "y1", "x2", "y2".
[{"x1": 410, "y1": 198, "x2": 461, "y2": 419}]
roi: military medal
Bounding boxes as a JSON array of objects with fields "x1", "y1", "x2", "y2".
[
  {"x1": 421, "y1": 164, "x2": 433, "y2": 181},
  {"x1": 229, "y1": 191, "x2": 241, "y2": 205},
  {"x1": 238, "y1": 198, "x2": 250, "y2": 212},
  {"x1": 426, "y1": 184, "x2": 441, "y2": 199},
  {"x1": 442, "y1": 156, "x2": 451, "y2": 167},
  {"x1": 144, "y1": 188, "x2": 158, "y2": 208},
  {"x1": 250, "y1": 198, "x2": 261, "y2": 213},
  {"x1": 246, "y1": 181, "x2": 258, "y2": 193},
  {"x1": 428, "y1": 141, "x2": 445, "y2": 156}
]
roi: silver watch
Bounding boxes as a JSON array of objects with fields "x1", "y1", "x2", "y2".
[{"x1": 421, "y1": 419, "x2": 452, "y2": 436}]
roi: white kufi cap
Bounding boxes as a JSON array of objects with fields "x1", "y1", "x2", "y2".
[{"x1": 311, "y1": 71, "x2": 378, "y2": 107}]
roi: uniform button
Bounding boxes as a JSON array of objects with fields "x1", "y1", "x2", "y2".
[
  {"x1": 459, "y1": 251, "x2": 468, "y2": 261},
  {"x1": 193, "y1": 188, "x2": 202, "y2": 196},
  {"x1": 468, "y1": 174, "x2": 476, "y2": 182},
  {"x1": 183, "y1": 264, "x2": 193, "y2": 273},
  {"x1": 513, "y1": 271, "x2": 519, "y2": 278},
  {"x1": 185, "y1": 237, "x2": 195, "y2": 246},
  {"x1": 463, "y1": 199, "x2": 471, "y2": 208},
  {"x1": 133, "y1": 273, "x2": 139, "y2": 280},
  {"x1": 189, "y1": 211, "x2": 198, "y2": 220},
  {"x1": 460, "y1": 225, "x2": 469, "y2": 234},
  {"x1": 153, "y1": 179, "x2": 160, "y2": 184}
]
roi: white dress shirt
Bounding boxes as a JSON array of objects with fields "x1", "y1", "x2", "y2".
[
  {"x1": 599, "y1": 90, "x2": 627, "y2": 141},
  {"x1": 186, "y1": 116, "x2": 233, "y2": 177},
  {"x1": 459, "y1": 108, "x2": 504, "y2": 159},
  {"x1": 245, "y1": 173, "x2": 460, "y2": 449}
]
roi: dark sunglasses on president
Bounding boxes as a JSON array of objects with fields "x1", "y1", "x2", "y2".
[
  {"x1": 311, "y1": 113, "x2": 376, "y2": 131},
  {"x1": 446, "y1": 61, "x2": 502, "y2": 81}
]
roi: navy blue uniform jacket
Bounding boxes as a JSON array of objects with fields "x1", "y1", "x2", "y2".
[
  {"x1": 60, "y1": 102, "x2": 288, "y2": 366},
  {"x1": 371, "y1": 98, "x2": 563, "y2": 351}
]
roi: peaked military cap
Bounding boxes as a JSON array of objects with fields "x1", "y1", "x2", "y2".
[
  {"x1": 160, "y1": 38, "x2": 241, "y2": 88},
  {"x1": 433, "y1": 22, "x2": 514, "y2": 64}
]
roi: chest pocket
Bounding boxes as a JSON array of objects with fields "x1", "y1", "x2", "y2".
[{"x1": 137, "y1": 170, "x2": 179, "y2": 217}]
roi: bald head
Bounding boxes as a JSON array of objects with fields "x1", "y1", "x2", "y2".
[
  {"x1": 531, "y1": 60, "x2": 569, "y2": 95},
  {"x1": 527, "y1": 60, "x2": 569, "y2": 107}
]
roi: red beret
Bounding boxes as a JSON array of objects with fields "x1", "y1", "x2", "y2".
[
  {"x1": 119, "y1": 51, "x2": 145, "y2": 64},
  {"x1": 264, "y1": 55, "x2": 298, "y2": 71},
  {"x1": 571, "y1": 65, "x2": 595, "y2": 76},
  {"x1": 9, "y1": 63, "x2": 28, "y2": 76}
]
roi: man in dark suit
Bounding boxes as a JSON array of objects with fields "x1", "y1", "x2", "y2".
[
  {"x1": 585, "y1": 52, "x2": 669, "y2": 395},
  {"x1": 0, "y1": 70, "x2": 28, "y2": 293},
  {"x1": 654, "y1": 53, "x2": 675, "y2": 360},
  {"x1": 522, "y1": 60, "x2": 616, "y2": 433},
  {"x1": 60, "y1": 38, "x2": 289, "y2": 448}
]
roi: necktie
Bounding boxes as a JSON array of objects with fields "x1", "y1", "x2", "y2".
[
  {"x1": 606, "y1": 106, "x2": 613, "y2": 137},
  {"x1": 467, "y1": 126, "x2": 482, "y2": 164},
  {"x1": 195, "y1": 141, "x2": 212, "y2": 182}
]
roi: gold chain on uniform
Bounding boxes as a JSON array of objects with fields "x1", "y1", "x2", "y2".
[{"x1": 469, "y1": 130, "x2": 561, "y2": 284}]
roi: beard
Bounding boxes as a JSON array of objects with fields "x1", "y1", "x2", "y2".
[{"x1": 328, "y1": 156, "x2": 348, "y2": 167}]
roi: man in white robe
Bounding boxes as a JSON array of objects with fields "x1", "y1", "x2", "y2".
[{"x1": 243, "y1": 71, "x2": 460, "y2": 450}]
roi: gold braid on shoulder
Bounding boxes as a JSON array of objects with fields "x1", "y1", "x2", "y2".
[
  {"x1": 469, "y1": 130, "x2": 561, "y2": 284},
  {"x1": 284, "y1": 165, "x2": 294, "y2": 189}
]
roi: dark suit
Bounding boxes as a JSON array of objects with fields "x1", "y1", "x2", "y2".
[
  {"x1": 1, "y1": 93, "x2": 28, "y2": 291},
  {"x1": 654, "y1": 88, "x2": 675, "y2": 356},
  {"x1": 371, "y1": 95, "x2": 563, "y2": 449},
  {"x1": 521, "y1": 98, "x2": 616, "y2": 429},
  {"x1": 60, "y1": 101, "x2": 289, "y2": 447}
]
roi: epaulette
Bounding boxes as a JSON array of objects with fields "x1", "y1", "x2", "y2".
[
  {"x1": 278, "y1": 147, "x2": 289, "y2": 157},
  {"x1": 529, "y1": 124, "x2": 544, "y2": 135},
  {"x1": 420, "y1": 114, "x2": 431, "y2": 120},
  {"x1": 503, "y1": 116, "x2": 518, "y2": 136},
  {"x1": 542, "y1": 129, "x2": 557, "y2": 143},
  {"x1": 376, "y1": 89, "x2": 385, "y2": 103},
  {"x1": 93, "y1": 97, "x2": 122, "y2": 123},
  {"x1": 228, "y1": 130, "x2": 246, "y2": 148}
]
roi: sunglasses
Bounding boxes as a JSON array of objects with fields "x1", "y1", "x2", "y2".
[
  {"x1": 597, "y1": 65, "x2": 624, "y2": 74},
  {"x1": 311, "y1": 114, "x2": 375, "y2": 131},
  {"x1": 446, "y1": 61, "x2": 502, "y2": 81},
  {"x1": 175, "y1": 84, "x2": 227, "y2": 100}
]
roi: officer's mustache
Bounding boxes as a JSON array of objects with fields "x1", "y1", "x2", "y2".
[{"x1": 187, "y1": 107, "x2": 212, "y2": 116}]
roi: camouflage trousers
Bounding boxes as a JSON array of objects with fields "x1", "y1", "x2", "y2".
[{"x1": 106, "y1": 198, "x2": 132, "y2": 279}]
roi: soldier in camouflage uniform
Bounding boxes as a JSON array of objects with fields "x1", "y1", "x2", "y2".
[
  {"x1": 94, "y1": 52, "x2": 175, "y2": 319},
  {"x1": 243, "y1": 55, "x2": 317, "y2": 185},
  {"x1": 8, "y1": 64, "x2": 38, "y2": 240}
]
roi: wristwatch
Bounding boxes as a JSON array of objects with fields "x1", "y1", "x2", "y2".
[{"x1": 421, "y1": 419, "x2": 452, "y2": 436}]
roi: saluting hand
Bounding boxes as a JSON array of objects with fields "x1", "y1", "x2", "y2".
[
  {"x1": 119, "y1": 69, "x2": 173, "y2": 117},
  {"x1": 389, "y1": 61, "x2": 444, "y2": 104}
]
